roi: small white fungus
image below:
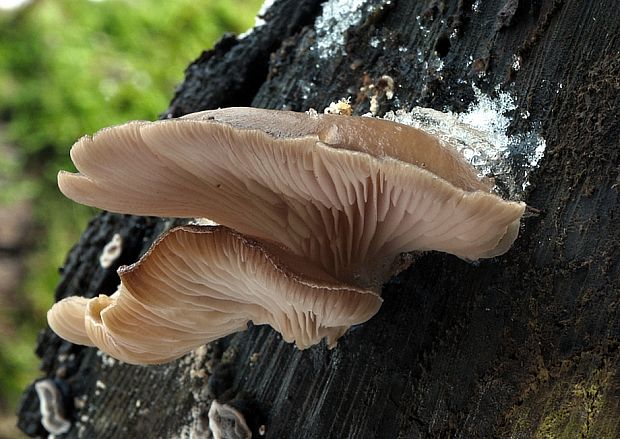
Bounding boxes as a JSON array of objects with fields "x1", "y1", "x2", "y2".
[
  {"x1": 35, "y1": 379, "x2": 71, "y2": 435},
  {"x1": 208, "y1": 401, "x2": 251, "y2": 439},
  {"x1": 99, "y1": 233, "x2": 122, "y2": 268}
]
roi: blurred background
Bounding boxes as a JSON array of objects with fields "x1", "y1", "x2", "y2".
[{"x1": 0, "y1": 0, "x2": 263, "y2": 436}]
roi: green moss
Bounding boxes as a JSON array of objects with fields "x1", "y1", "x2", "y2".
[
  {"x1": 532, "y1": 373, "x2": 614, "y2": 439},
  {"x1": 0, "y1": 0, "x2": 263, "y2": 413},
  {"x1": 535, "y1": 405, "x2": 583, "y2": 439}
]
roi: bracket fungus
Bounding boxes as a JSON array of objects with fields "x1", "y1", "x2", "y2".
[
  {"x1": 48, "y1": 226, "x2": 380, "y2": 364},
  {"x1": 34, "y1": 379, "x2": 71, "y2": 435},
  {"x1": 208, "y1": 400, "x2": 252, "y2": 439},
  {"x1": 49, "y1": 107, "x2": 525, "y2": 364}
]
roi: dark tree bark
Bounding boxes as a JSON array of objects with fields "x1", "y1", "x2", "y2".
[{"x1": 18, "y1": 0, "x2": 620, "y2": 438}]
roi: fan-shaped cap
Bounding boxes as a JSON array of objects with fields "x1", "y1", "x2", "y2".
[
  {"x1": 47, "y1": 296, "x2": 95, "y2": 347},
  {"x1": 47, "y1": 226, "x2": 381, "y2": 364},
  {"x1": 58, "y1": 107, "x2": 524, "y2": 287}
]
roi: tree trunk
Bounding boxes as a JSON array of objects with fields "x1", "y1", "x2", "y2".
[{"x1": 18, "y1": 0, "x2": 620, "y2": 438}]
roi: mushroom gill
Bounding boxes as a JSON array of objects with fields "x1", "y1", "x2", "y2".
[
  {"x1": 58, "y1": 107, "x2": 524, "y2": 288},
  {"x1": 48, "y1": 226, "x2": 381, "y2": 364}
]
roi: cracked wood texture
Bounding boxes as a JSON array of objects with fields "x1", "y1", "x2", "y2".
[{"x1": 18, "y1": 0, "x2": 619, "y2": 438}]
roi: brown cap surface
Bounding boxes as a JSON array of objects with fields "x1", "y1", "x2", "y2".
[
  {"x1": 58, "y1": 108, "x2": 524, "y2": 286},
  {"x1": 47, "y1": 226, "x2": 381, "y2": 364}
]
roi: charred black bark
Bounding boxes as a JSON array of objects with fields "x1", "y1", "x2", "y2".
[{"x1": 18, "y1": 0, "x2": 620, "y2": 438}]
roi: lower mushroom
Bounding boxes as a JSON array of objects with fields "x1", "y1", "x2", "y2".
[{"x1": 48, "y1": 226, "x2": 382, "y2": 364}]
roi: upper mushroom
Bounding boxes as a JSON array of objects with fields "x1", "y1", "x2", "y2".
[{"x1": 58, "y1": 107, "x2": 524, "y2": 287}]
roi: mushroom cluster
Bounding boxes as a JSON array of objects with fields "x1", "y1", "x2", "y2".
[{"x1": 48, "y1": 107, "x2": 525, "y2": 364}]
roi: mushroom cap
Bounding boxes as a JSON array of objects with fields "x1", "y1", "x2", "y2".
[
  {"x1": 47, "y1": 226, "x2": 381, "y2": 364},
  {"x1": 58, "y1": 107, "x2": 524, "y2": 286},
  {"x1": 47, "y1": 296, "x2": 95, "y2": 347},
  {"x1": 180, "y1": 108, "x2": 493, "y2": 192}
]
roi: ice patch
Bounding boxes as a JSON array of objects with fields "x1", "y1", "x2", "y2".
[
  {"x1": 314, "y1": 0, "x2": 391, "y2": 59},
  {"x1": 384, "y1": 86, "x2": 546, "y2": 199}
]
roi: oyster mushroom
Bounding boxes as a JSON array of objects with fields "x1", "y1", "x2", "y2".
[
  {"x1": 58, "y1": 107, "x2": 524, "y2": 287},
  {"x1": 48, "y1": 226, "x2": 381, "y2": 364},
  {"x1": 49, "y1": 108, "x2": 525, "y2": 361}
]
